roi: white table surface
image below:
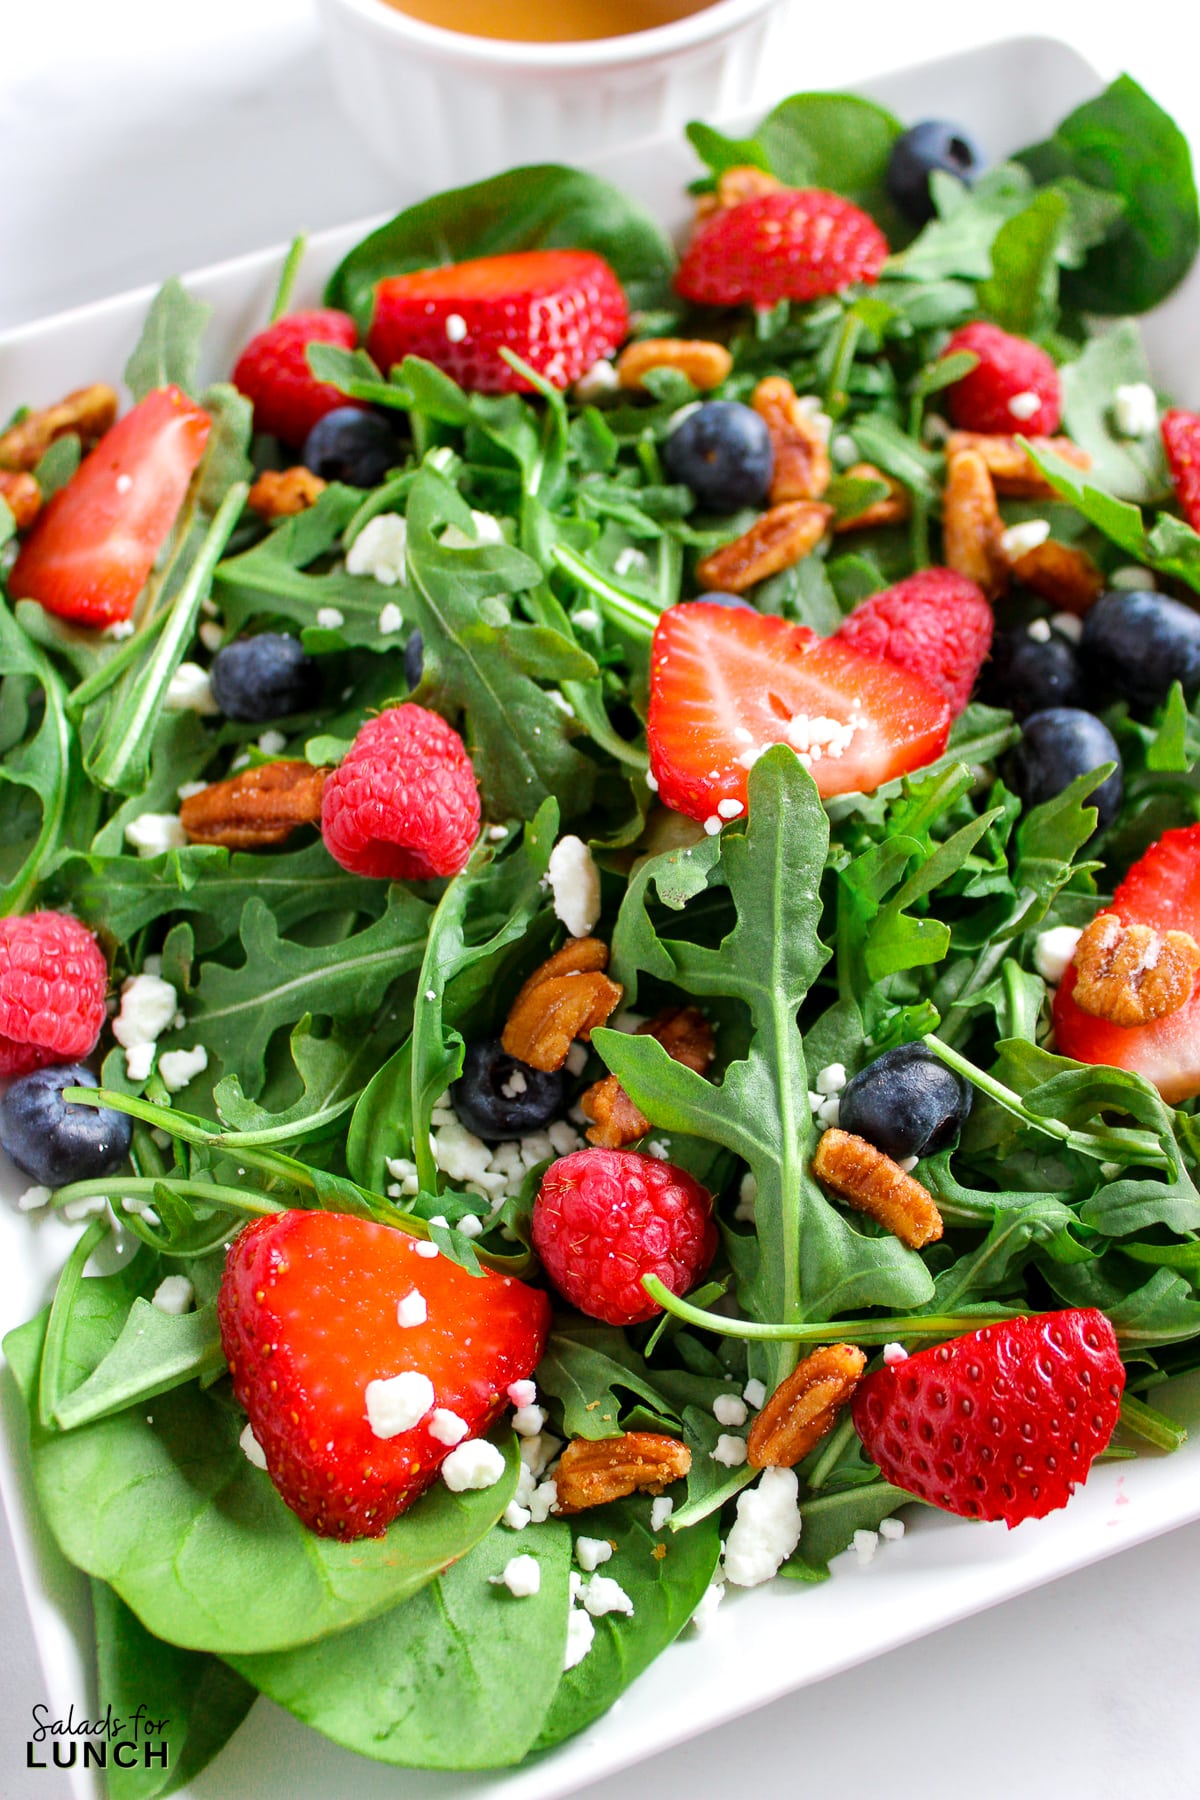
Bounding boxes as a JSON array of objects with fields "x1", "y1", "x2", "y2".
[{"x1": 2, "y1": 2, "x2": 1199, "y2": 1795}]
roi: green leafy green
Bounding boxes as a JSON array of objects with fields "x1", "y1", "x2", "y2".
[{"x1": 124, "y1": 279, "x2": 213, "y2": 403}]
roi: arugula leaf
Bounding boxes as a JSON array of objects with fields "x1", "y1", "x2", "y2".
[
  {"x1": 537, "y1": 1325, "x2": 681, "y2": 1438},
  {"x1": 0, "y1": 597, "x2": 92, "y2": 914},
  {"x1": 1061, "y1": 323, "x2": 1170, "y2": 502},
  {"x1": 1025, "y1": 441, "x2": 1200, "y2": 596},
  {"x1": 976, "y1": 188, "x2": 1068, "y2": 336},
  {"x1": 212, "y1": 1016, "x2": 377, "y2": 1147},
  {"x1": 891, "y1": 164, "x2": 1035, "y2": 282},
  {"x1": 124, "y1": 278, "x2": 213, "y2": 403},
  {"x1": 326, "y1": 165, "x2": 676, "y2": 333}
]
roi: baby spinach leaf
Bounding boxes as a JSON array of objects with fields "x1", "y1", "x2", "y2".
[
  {"x1": 1061, "y1": 323, "x2": 1170, "y2": 503},
  {"x1": 92, "y1": 1580, "x2": 255, "y2": 1800},
  {"x1": 1017, "y1": 74, "x2": 1200, "y2": 313},
  {"x1": 535, "y1": 1496, "x2": 720, "y2": 1750},
  {"x1": 53, "y1": 1298, "x2": 225, "y2": 1430},
  {"x1": 230, "y1": 1520, "x2": 571, "y2": 1769},
  {"x1": 891, "y1": 164, "x2": 1034, "y2": 282},
  {"x1": 124, "y1": 278, "x2": 213, "y2": 403},
  {"x1": 976, "y1": 188, "x2": 1067, "y2": 337},
  {"x1": 326, "y1": 166, "x2": 676, "y2": 333},
  {"x1": 784, "y1": 1479, "x2": 911, "y2": 1576}
]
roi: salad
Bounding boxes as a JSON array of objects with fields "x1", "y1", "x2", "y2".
[{"x1": 3, "y1": 67, "x2": 1200, "y2": 1796}]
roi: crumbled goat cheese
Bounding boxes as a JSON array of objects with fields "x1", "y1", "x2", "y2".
[
  {"x1": 113, "y1": 973, "x2": 178, "y2": 1053},
  {"x1": 564, "y1": 1606, "x2": 596, "y2": 1669},
  {"x1": 1001, "y1": 518, "x2": 1051, "y2": 561},
  {"x1": 316, "y1": 606, "x2": 345, "y2": 630},
  {"x1": 1026, "y1": 617, "x2": 1053, "y2": 642},
  {"x1": 441, "y1": 1438, "x2": 507, "y2": 1492},
  {"x1": 458, "y1": 1213, "x2": 484, "y2": 1239},
  {"x1": 650, "y1": 1496, "x2": 674, "y2": 1531},
  {"x1": 199, "y1": 620, "x2": 224, "y2": 653},
  {"x1": 512, "y1": 1404, "x2": 547, "y2": 1437},
  {"x1": 898, "y1": 1154, "x2": 919, "y2": 1173},
  {"x1": 165, "y1": 662, "x2": 218, "y2": 715},
  {"x1": 518, "y1": 1431, "x2": 561, "y2": 1479},
  {"x1": 528, "y1": 1480, "x2": 558, "y2": 1523},
  {"x1": 743, "y1": 1377, "x2": 768, "y2": 1408},
  {"x1": 614, "y1": 546, "x2": 649, "y2": 578},
  {"x1": 414, "y1": 1239, "x2": 439, "y2": 1259},
  {"x1": 1050, "y1": 611, "x2": 1084, "y2": 643},
  {"x1": 723, "y1": 1467, "x2": 803, "y2": 1587},
  {"x1": 879, "y1": 1517, "x2": 906, "y2": 1542},
  {"x1": 125, "y1": 813, "x2": 187, "y2": 858},
  {"x1": 176, "y1": 780, "x2": 208, "y2": 801},
  {"x1": 574, "y1": 1536, "x2": 614, "y2": 1573},
  {"x1": 258, "y1": 728, "x2": 287, "y2": 756},
  {"x1": 347, "y1": 512, "x2": 408, "y2": 585},
  {"x1": 690, "y1": 1579, "x2": 726, "y2": 1632},
  {"x1": 565, "y1": 1041, "x2": 589, "y2": 1076},
  {"x1": 441, "y1": 510, "x2": 504, "y2": 551},
  {"x1": 501, "y1": 1068, "x2": 528, "y2": 1099},
  {"x1": 397, "y1": 1289, "x2": 427, "y2": 1328},
  {"x1": 1034, "y1": 924, "x2": 1082, "y2": 985},
  {"x1": 795, "y1": 394, "x2": 833, "y2": 446},
  {"x1": 1110, "y1": 565, "x2": 1156, "y2": 590},
  {"x1": 815, "y1": 1062, "x2": 847, "y2": 1095},
  {"x1": 16, "y1": 1186, "x2": 52, "y2": 1212},
  {"x1": 365, "y1": 1370, "x2": 434, "y2": 1439},
  {"x1": 491, "y1": 1553, "x2": 540, "y2": 1597},
  {"x1": 151, "y1": 1276, "x2": 194, "y2": 1316},
  {"x1": 713, "y1": 1393, "x2": 748, "y2": 1429},
  {"x1": 581, "y1": 1573, "x2": 635, "y2": 1618},
  {"x1": 735, "y1": 1172, "x2": 757, "y2": 1224},
  {"x1": 378, "y1": 601, "x2": 404, "y2": 636},
  {"x1": 62, "y1": 1198, "x2": 107, "y2": 1221},
  {"x1": 445, "y1": 313, "x2": 468, "y2": 343},
  {"x1": 853, "y1": 1528, "x2": 879, "y2": 1566},
  {"x1": 547, "y1": 835, "x2": 601, "y2": 938},
  {"x1": 883, "y1": 1342, "x2": 909, "y2": 1366},
  {"x1": 503, "y1": 1502, "x2": 532, "y2": 1531},
  {"x1": 830, "y1": 431, "x2": 859, "y2": 468},
  {"x1": 239, "y1": 1423, "x2": 268, "y2": 1469},
  {"x1": 125, "y1": 1045, "x2": 155, "y2": 1081},
  {"x1": 645, "y1": 1139, "x2": 669, "y2": 1160},
  {"x1": 157, "y1": 1045, "x2": 208, "y2": 1093},
  {"x1": 815, "y1": 1095, "x2": 841, "y2": 1129},
  {"x1": 507, "y1": 1379, "x2": 538, "y2": 1409},
  {"x1": 704, "y1": 815, "x2": 723, "y2": 837},
  {"x1": 122, "y1": 1197, "x2": 160, "y2": 1225},
  {"x1": 429, "y1": 1409, "x2": 470, "y2": 1446},
  {"x1": 710, "y1": 1434, "x2": 748, "y2": 1468},
  {"x1": 1113, "y1": 381, "x2": 1159, "y2": 437},
  {"x1": 574, "y1": 608, "x2": 600, "y2": 631},
  {"x1": 574, "y1": 359, "x2": 620, "y2": 403},
  {"x1": 717, "y1": 798, "x2": 744, "y2": 820},
  {"x1": 1007, "y1": 390, "x2": 1042, "y2": 421}
]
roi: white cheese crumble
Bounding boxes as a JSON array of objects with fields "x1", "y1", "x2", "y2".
[
  {"x1": 1027, "y1": 617, "x2": 1053, "y2": 642},
  {"x1": 883, "y1": 1342, "x2": 909, "y2": 1366},
  {"x1": 690, "y1": 1579, "x2": 726, "y2": 1632},
  {"x1": 151, "y1": 1275, "x2": 194, "y2": 1316},
  {"x1": 815, "y1": 1062, "x2": 847, "y2": 1095},
  {"x1": 414, "y1": 1240, "x2": 439, "y2": 1259},
  {"x1": 512, "y1": 1404, "x2": 547, "y2": 1438},
  {"x1": 898, "y1": 1154, "x2": 919, "y2": 1174},
  {"x1": 650, "y1": 1496, "x2": 674, "y2": 1531},
  {"x1": 239, "y1": 1423, "x2": 268, "y2": 1470},
  {"x1": 743, "y1": 1377, "x2": 767, "y2": 1408},
  {"x1": 646, "y1": 1139, "x2": 670, "y2": 1161},
  {"x1": 717, "y1": 798, "x2": 744, "y2": 820},
  {"x1": 1050, "y1": 611, "x2": 1084, "y2": 643},
  {"x1": 124, "y1": 1045, "x2": 154, "y2": 1080},
  {"x1": 713, "y1": 1393, "x2": 748, "y2": 1429},
  {"x1": 581, "y1": 1573, "x2": 634, "y2": 1618},
  {"x1": 830, "y1": 430, "x2": 859, "y2": 468},
  {"x1": 1034, "y1": 924, "x2": 1082, "y2": 985},
  {"x1": 258, "y1": 728, "x2": 287, "y2": 756},
  {"x1": 445, "y1": 312, "x2": 468, "y2": 343},
  {"x1": 574, "y1": 1536, "x2": 614, "y2": 1573},
  {"x1": 574, "y1": 608, "x2": 600, "y2": 632},
  {"x1": 378, "y1": 601, "x2": 404, "y2": 636},
  {"x1": 441, "y1": 1438, "x2": 507, "y2": 1492},
  {"x1": 815, "y1": 1095, "x2": 840, "y2": 1129},
  {"x1": 503, "y1": 1502, "x2": 532, "y2": 1531},
  {"x1": 1007, "y1": 390, "x2": 1042, "y2": 421},
  {"x1": 198, "y1": 620, "x2": 224, "y2": 654},
  {"x1": 574, "y1": 359, "x2": 620, "y2": 403},
  {"x1": 165, "y1": 662, "x2": 218, "y2": 715},
  {"x1": 703, "y1": 815, "x2": 723, "y2": 837},
  {"x1": 1110, "y1": 565, "x2": 1156, "y2": 591},
  {"x1": 124, "y1": 813, "x2": 187, "y2": 858},
  {"x1": 490, "y1": 1553, "x2": 540, "y2": 1597},
  {"x1": 735, "y1": 1172, "x2": 757, "y2": 1224},
  {"x1": 853, "y1": 1527, "x2": 879, "y2": 1566},
  {"x1": 428, "y1": 1408, "x2": 470, "y2": 1446},
  {"x1": 347, "y1": 512, "x2": 408, "y2": 585},
  {"x1": 710, "y1": 1434, "x2": 748, "y2": 1468},
  {"x1": 157, "y1": 1045, "x2": 208, "y2": 1093},
  {"x1": 547, "y1": 835, "x2": 601, "y2": 938},
  {"x1": 614, "y1": 546, "x2": 649, "y2": 579},
  {"x1": 879, "y1": 1516, "x2": 906, "y2": 1542},
  {"x1": 316, "y1": 606, "x2": 345, "y2": 630},
  {"x1": 106, "y1": 617, "x2": 136, "y2": 640},
  {"x1": 441, "y1": 510, "x2": 505, "y2": 551},
  {"x1": 365, "y1": 1369, "x2": 435, "y2": 1439},
  {"x1": 16, "y1": 1185, "x2": 52, "y2": 1212},
  {"x1": 564, "y1": 1606, "x2": 596, "y2": 1669},
  {"x1": 507, "y1": 1379, "x2": 538, "y2": 1409},
  {"x1": 723, "y1": 1466, "x2": 803, "y2": 1587},
  {"x1": 565, "y1": 1041, "x2": 589, "y2": 1076},
  {"x1": 113, "y1": 973, "x2": 178, "y2": 1054},
  {"x1": 1001, "y1": 518, "x2": 1051, "y2": 561},
  {"x1": 795, "y1": 394, "x2": 833, "y2": 446},
  {"x1": 1113, "y1": 381, "x2": 1159, "y2": 437}
]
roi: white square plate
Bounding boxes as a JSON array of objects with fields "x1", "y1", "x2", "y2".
[{"x1": 3, "y1": 33, "x2": 1200, "y2": 1800}]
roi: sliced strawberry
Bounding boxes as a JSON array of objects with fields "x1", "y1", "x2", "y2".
[
  {"x1": 232, "y1": 308, "x2": 362, "y2": 446},
  {"x1": 8, "y1": 386, "x2": 211, "y2": 628},
  {"x1": 647, "y1": 601, "x2": 951, "y2": 823},
  {"x1": 836, "y1": 568, "x2": 994, "y2": 714},
  {"x1": 1162, "y1": 409, "x2": 1200, "y2": 532},
  {"x1": 675, "y1": 189, "x2": 888, "y2": 309},
  {"x1": 218, "y1": 1210, "x2": 551, "y2": 1541},
  {"x1": 1053, "y1": 822, "x2": 1200, "y2": 1102},
  {"x1": 367, "y1": 249, "x2": 629, "y2": 395}
]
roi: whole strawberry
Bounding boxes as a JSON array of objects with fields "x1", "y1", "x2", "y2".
[
  {"x1": 942, "y1": 322, "x2": 1062, "y2": 436},
  {"x1": 852, "y1": 1310, "x2": 1124, "y2": 1527},
  {"x1": 233, "y1": 309, "x2": 364, "y2": 446},
  {"x1": 675, "y1": 189, "x2": 889, "y2": 309},
  {"x1": 219, "y1": 1210, "x2": 551, "y2": 1540},
  {"x1": 1162, "y1": 409, "x2": 1200, "y2": 531},
  {"x1": 0, "y1": 912, "x2": 108, "y2": 1078},
  {"x1": 836, "y1": 567, "x2": 994, "y2": 713},
  {"x1": 532, "y1": 1147, "x2": 717, "y2": 1327},
  {"x1": 321, "y1": 703, "x2": 480, "y2": 881}
]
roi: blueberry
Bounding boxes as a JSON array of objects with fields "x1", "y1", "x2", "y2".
[
  {"x1": 404, "y1": 629, "x2": 424, "y2": 690},
  {"x1": 451, "y1": 1039, "x2": 566, "y2": 1143},
  {"x1": 1081, "y1": 589, "x2": 1200, "y2": 710},
  {"x1": 984, "y1": 624, "x2": 1085, "y2": 719},
  {"x1": 699, "y1": 591, "x2": 755, "y2": 610},
  {"x1": 662, "y1": 402, "x2": 773, "y2": 512},
  {"x1": 1010, "y1": 707, "x2": 1123, "y2": 830},
  {"x1": 839, "y1": 1043, "x2": 972, "y2": 1161},
  {"x1": 0, "y1": 1064, "x2": 132, "y2": 1188},
  {"x1": 210, "y1": 632, "x2": 320, "y2": 723},
  {"x1": 301, "y1": 407, "x2": 399, "y2": 488},
  {"x1": 886, "y1": 120, "x2": 985, "y2": 225}
]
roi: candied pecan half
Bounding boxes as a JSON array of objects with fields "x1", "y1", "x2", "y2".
[
  {"x1": 944, "y1": 432, "x2": 1092, "y2": 499},
  {"x1": 617, "y1": 339, "x2": 733, "y2": 392},
  {"x1": 0, "y1": 383, "x2": 118, "y2": 472},
  {"x1": 581, "y1": 1005, "x2": 715, "y2": 1148},
  {"x1": 1072, "y1": 912, "x2": 1200, "y2": 1028},
  {"x1": 179, "y1": 760, "x2": 329, "y2": 849},
  {"x1": 501, "y1": 938, "x2": 623, "y2": 1074},
  {"x1": 833, "y1": 461, "x2": 911, "y2": 533},
  {"x1": 1010, "y1": 539, "x2": 1105, "y2": 615},
  {"x1": 696, "y1": 500, "x2": 833, "y2": 594},
  {"x1": 248, "y1": 466, "x2": 327, "y2": 519},
  {"x1": 694, "y1": 164, "x2": 783, "y2": 225},
  {"x1": 0, "y1": 471, "x2": 41, "y2": 531},
  {"x1": 812, "y1": 1128, "x2": 944, "y2": 1249},
  {"x1": 942, "y1": 449, "x2": 1008, "y2": 600},
  {"x1": 747, "y1": 1344, "x2": 868, "y2": 1468},
  {"x1": 751, "y1": 377, "x2": 832, "y2": 503},
  {"x1": 553, "y1": 1432, "x2": 691, "y2": 1514}
]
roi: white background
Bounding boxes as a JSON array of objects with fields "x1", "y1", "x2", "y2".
[{"x1": 2, "y1": 2, "x2": 1199, "y2": 1795}]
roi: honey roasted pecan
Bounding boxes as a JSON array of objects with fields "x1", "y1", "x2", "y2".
[
  {"x1": 942, "y1": 449, "x2": 1008, "y2": 600},
  {"x1": 617, "y1": 338, "x2": 733, "y2": 392},
  {"x1": 248, "y1": 466, "x2": 327, "y2": 519},
  {"x1": 501, "y1": 937, "x2": 623, "y2": 1074},
  {"x1": 812, "y1": 1128, "x2": 944, "y2": 1250},
  {"x1": 0, "y1": 383, "x2": 118, "y2": 472},
  {"x1": 553, "y1": 1431, "x2": 691, "y2": 1514},
  {"x1": 747, "y1": 1344, "x2": 868, "y2": 1469},
  {"x1": 694, "y1": 164, "x2": 783, "y2": 224},
  {"x1": 751, "y1": 377, "x2": 832, "y2": 503},
  {"x1": 1071, "y1": 912, "x2": 1200, "y2": 1027},
  {"x1": 1010, "y1": 539, "x2": 1105, "y2": 615},
  {"x1": 179, "y1": 760, "x2": 330, "y2": 849},
  {"x1": 581, "y1": 1005, "x2": 715, "y2": 1148},
  {"x1": 944, "y1": 432, "x2": 1092, "y2": 499},
  {"x1": 0, "y1": 471, "x2": 41, "y2": 531},
  {"x1": 833, "y1": 461, "x2": 911, "y2": 533},
  {"x1": 696, "y1": 500, "x2": 833, "y2": 594}
]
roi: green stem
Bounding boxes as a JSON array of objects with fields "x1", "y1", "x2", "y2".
[
  {"x1": 37, "y1": 1215, "x2": 111, "y2": 1431},
  {"x1": 805, "y1": 1412, "x2": 857, "y2": 1491},
  {"x1": 641, "y1": 1277, "x2": 1022, "y2": 1342},
  {"x1": 269, "y1": 234, "x2": 308, "y2": 323},
  {"x1": 824, "y1": 313, "x2": 863, "y2": 417},
  {"x1": 51, "y1": 1177, "x2": 287, "y2": 1218},
  {"x1": 67, "y1": 1086, "x2": 322, "y2": 1195},
  {"x1": 66, "y1": 607, "x2": 170, "y2": 717},
  {"x1": 551, "y1": 543, "x2": 658, "y2": 640},
  {"x1": 1119, "y1": 1391, "x2": 1188, "y2": 1452}
]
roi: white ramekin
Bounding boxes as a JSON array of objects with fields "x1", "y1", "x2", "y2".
[{"x1": 316, "y1": 0, "x2": 789, "y2": 189}]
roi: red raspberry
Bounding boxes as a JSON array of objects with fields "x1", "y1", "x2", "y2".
[
  {"x1": 852, "y1": 1309, "x2": 1125, "y2": 1528},
  {"x1": 942, "y1": 322, "x2": 1062, "y2": 435},
  {"x1": 532, "y1": 1147, "x2": 718, "y2": 1327},
  {"x1": 675, "y1": 189, "x2": 889, "y2": 309},
  {"x1": 1162, "y1": 409, "x2": 1200, "y2": 531},
  {"x1": 321, "y1": 703, "x2": 480, "y2": 881},
  {"x1": 836, "y1": 567, "x2": 994, "y2": 714},
  {"x1": 0, "y1": 912, "x2": 108, "y2": 1078},
  {"x1": 232, "y1": 309, "x2": 363, "y2": 446}
]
